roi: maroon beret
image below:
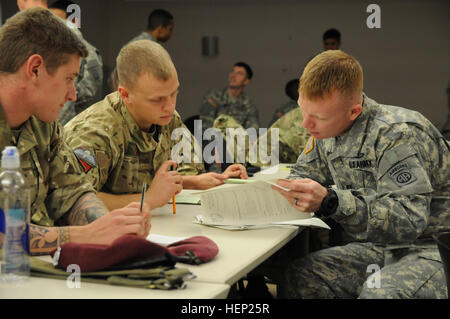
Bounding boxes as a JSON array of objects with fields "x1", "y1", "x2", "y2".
[{"x1": 51, "y1": 234, "x2": 218, "y2": 272}]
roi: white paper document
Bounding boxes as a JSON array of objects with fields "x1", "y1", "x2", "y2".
[
  {"x1": 147, "y1": 234, "x2": 188, "y2": 246},
  {"x1": 195, "y1": 179, "x2": 330, "y2": 230}
]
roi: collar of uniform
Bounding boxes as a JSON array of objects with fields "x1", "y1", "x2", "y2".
[
  {"x1": 142, "y1": 31, "x2": 156, "y2": 42},
  {"x1": 0, "y1": 103, "x2": 39, "y2": 154},
  {"x1": 324, "y1": 93, "x2": 376, "y2": 160},
  {"x1": 14, "y1": 117, "x2": 41, "y2": 156},
  {"x1": 117, "y1": 95, "x2": 159, "y2": 153},
  {"x1": 223, "y1": 87, "x2": 248, "y2": 103},
  {"x1": 0, "y1": 103, "x2": 13, "y2": 151}
]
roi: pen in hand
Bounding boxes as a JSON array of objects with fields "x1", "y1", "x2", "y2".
[
  {"x1": 170, "y1": 164, "x2": 176, "y2": 215},
  {"x1": 140, "y1": 182, "x2": 147, "y2": 214}
]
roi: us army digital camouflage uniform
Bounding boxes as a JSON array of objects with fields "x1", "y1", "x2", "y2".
[
  {"x1": 282, "y1": 95, "x2": 450, "y2": 299},
  {"x1": 212, "y1": 108, "x2": 309, "y2": 167},
  {"x1": 0, "y1": 104, "x2": 95, "y2": 227},
  {"x1": 64, "y1": 92, "x2": 205, "y2": 194},
  {"x1": 199, "y1": 87, "x2": 260, "y2": 131},
  {"x1": 58, "y1": 23, "x2": 103, "y2": 126},
  {"x1": 268, "y1": 99, "x2": 298, "y2": 127}
]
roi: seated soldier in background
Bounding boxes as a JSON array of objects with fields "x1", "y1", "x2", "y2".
[
  {"x1": 268, "y1": 79, "x2": 299, "y2": 127},
  {"x1": 199, "y1": 62, "x2": 259, "y2": 132},
  {"x1": 0, "y1": 8, "x2": 150, "y2": 255},
  {"x1": 257, "y1": 107, "x2": 310, "y2": 166},
  {"x1": 212, "y1": 107, "x2": 309, "y2": 170},
  {"x1": 64, "y1": 40, "x2": 247, "y2": 211}
]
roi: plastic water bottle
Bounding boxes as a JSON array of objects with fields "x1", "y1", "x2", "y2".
[{"x1": 0, "y1": 146, "x2": 30, "y2": 282}]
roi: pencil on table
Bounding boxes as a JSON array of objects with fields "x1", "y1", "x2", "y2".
[{"x1": 172, "y1": 195, "x2": 176, "y2": 214}]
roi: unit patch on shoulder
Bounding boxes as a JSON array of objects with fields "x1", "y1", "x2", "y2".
[
  {"x1": 387, "y1": 162, "x2": 417, "y2": 187},
  {"x1": 303, "y1": 137, "x2": 315, "y2": 154},
  {"x1": 74, "y1": 149, "x2": 97, "y2": 173}
]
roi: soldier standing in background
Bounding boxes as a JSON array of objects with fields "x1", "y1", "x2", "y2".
[
  {"x1": 127, "y1": 8, "x2": 174, "y2": 45},
  {"x1": 273, "y1": 50, "x2": 450, "y2": 298}
]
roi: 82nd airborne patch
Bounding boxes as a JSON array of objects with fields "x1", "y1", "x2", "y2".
[{"x1": 388, "y1": 161, "x2": 417, "y2": 187}]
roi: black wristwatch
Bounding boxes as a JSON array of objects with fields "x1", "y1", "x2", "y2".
[{"x1": 315, "y1": 188, "x2": 339, "y2": 218}]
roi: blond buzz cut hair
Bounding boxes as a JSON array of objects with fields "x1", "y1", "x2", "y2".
[
  {"x1": 116, "y1": 40, "x2": 175, "y2": 90},
  {"x1": 299, "y1": 50, "x2": 363, "y2": 101}
]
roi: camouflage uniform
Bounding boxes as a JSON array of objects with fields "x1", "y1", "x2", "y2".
[
  {"x1": 257, "y1": 107, "x2": 309, "y2": 166},
  {"x1": 283, "y1": 95, "x2": 450, "y2": 299},
  {"x1": 58, "y1": 23, "x2": 103, "y2": 126},
  {"x1": 211, "y1": 109, "x2": 309, "y2": 167},
  {"x1": 268, "y1": 99, "x2": 298, "y2": 127},
  {"x1": 64, "y1": 92, "x2": 205, "y2": 194},
  {"x1": 0, "y1": 104, "x2": 95, "y2": 227},
  {"x1": 199, "y1": 87, "x2": 259, "y2": 131}
]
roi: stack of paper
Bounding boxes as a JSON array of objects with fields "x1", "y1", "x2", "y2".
[{"x1": 193, "y1": 179, "x2": 330, "y2": 230}]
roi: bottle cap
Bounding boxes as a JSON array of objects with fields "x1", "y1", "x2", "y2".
[{"x1": 1, "y1": 146, "x2": 20, "y2": 169}]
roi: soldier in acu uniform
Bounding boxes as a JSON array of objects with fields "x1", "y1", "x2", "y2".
[
  {"x1": 199, "y1": 62, "x2": 259, "y2": 132},
  {"x1": 16, "y1": 0, "x2": 104, "y2": 126},
  {"x1": 0, "y1": 8, "x2": 150, "y2": 256},
  {"x1": 273, "y1": 50, "x2": 450, "y2": 298},
  {"x1": 65, "y1": 40, "x2": 247, "y2": 211}
]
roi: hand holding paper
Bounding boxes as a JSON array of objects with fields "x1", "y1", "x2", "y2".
[{"x1": 272, "y1": 178, "x2": 328, "y2": 212}]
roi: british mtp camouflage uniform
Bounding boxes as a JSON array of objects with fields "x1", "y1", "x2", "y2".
[
  {"x1": 58, "y1": 22, "x2": 103, "y2": 126},
  {"x1": 211, "y1": 109, "x2": 309, "y2": 167},
  {"x1": 0, "y1": 104, "x2": 95, "y2": 227},
  {"x1": 256, "y1": 107, "x2": 309, "y2": 166},
  {"x1": 268, "y1": 99, "x2": 298, "y2": 127},
  {"x1": 64, "y1": 92, "x2": 205, "y2": 194},
  {"x1": 282, "y1": 95, "x2": 450, "y2": 298},
  {"x1": 199, "y1": 87, "x2": 259, "y2": 131}
]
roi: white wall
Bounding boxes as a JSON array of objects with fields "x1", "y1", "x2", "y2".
[{"x1": 3, "y1": 0, "x2": 449, "y2": 129}]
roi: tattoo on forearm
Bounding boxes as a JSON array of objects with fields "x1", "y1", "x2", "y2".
[
  {"x1": 29, "y1": 224, "x2": 70, "y2": 256},
  {"x1": 67, "y1": 192, "x2": 108, "y2": 225}
]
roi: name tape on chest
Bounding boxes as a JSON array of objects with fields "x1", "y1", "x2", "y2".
[{"x1": 349, "y1": 160, "x2": 373, "y2": 169}]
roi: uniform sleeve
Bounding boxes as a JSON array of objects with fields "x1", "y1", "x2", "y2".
[
  {"x1": 44, "y1": 123, "x2": 96, "y2": 222},
  {"x1": 64, "y1": 116, "x2": 121, "y2": 192},
  {"x1": 332, "y1": 136, "x2": 435, "y2": 245},
  {"x1": 169, "y1": 116, "x2": 206, "y2": 175},
  {"x1": 243, "y1": 99, "x2": 260, "y2": 130},
  {"x1": 199, "y1": 89, "x2": 219, "y2": 130},
  {"x1": 73, "y1": 45, "x2": 103, "y2": 114},
  {"x1": 288, "y1": 137, "x2": 334, "y2": 185}
]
